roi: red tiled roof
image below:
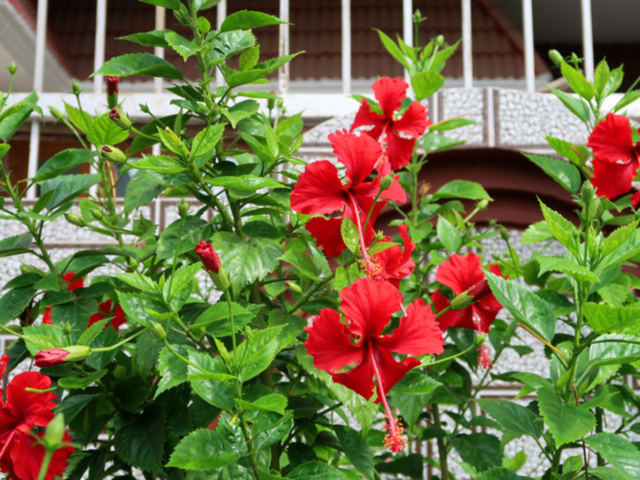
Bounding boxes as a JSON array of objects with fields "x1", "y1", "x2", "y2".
[{"x1": 15, "y1": 0, "x2": 550, "y2": 82}]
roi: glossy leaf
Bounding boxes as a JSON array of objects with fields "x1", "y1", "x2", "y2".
[
  {"x1": 93, "y1": 53, "x2": 185, "y2": 80},
  {"x1": 523, "y1": 153, "x2": 581, "y2": 194},
  {"x1": 585, "y1": 433, "x2": 640, "y2": 479},
  {"x1": 537, "y1": 387, "x2": 595, "y2": 446},
  {"x1": 114, "y1": 405, "x2": 166, "y2": 474}
]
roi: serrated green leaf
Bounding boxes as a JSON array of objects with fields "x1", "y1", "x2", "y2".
[
  {"x1": 114, "y1": 405, "x2": 165, "y2": 473},
  {"x1": 539, "y1": 200, "x2": 579, "y2": 254},
  {"x1": 437, "y1": 216, "x2": 462, "y2": 252},
  {"x1": 433, "y1": 180, "x2": 491, "y2": 200},
  {"x1": 523, "y1": 153, "x2": 581, "y2": 194},
  {"x1": 589, "y1": 334, "x2": 640, "y2": 366},
  {"x1": 333, "y1": 425, "x2": 375, "y2": 479},
  {"x1": 237, "y1": 326, "x2": 284, "y2": 382},
  {"x1": 288, "y1": 462, "x2": 348, "y2": 480},
  {"x1": 548, "y1": 86, "x2": 590, "y2": 123},
  {"x1": 166, "y1": 428, "x2": 241, "y2": 469},
  {"x1": 537, "y1": 256, "x2": 600, "y2": 282},
  {"x1": 35, "y1": 149, "x2": 96, "y2": 182},
  {"x1": 374, "y1": 29, "x2": 409, "y2": 69},
  {"x1": 220, "y1": 10, "x2": 287, "y2": 32},
  {"x1": 235, "y1": 393, "x2": 288, "y2": 415},
  {"x1": 93, "y1": 53, "x2": 185, "y2": 80},
  {"x1": 537, "y1": 387, "x2": 595, "y2": 446},
  {"x1": 583, "y1": 303, "x2": 640, "y2": 334},
  {"x1": 477, "y1": 399, "x2": 543, "y2": 439},
  {"x1": 411, "y1": 69, "x2": 444, "y2": 101},
  {"x1": 585, "y1": 433, "x2": 640, "y2": 479}
]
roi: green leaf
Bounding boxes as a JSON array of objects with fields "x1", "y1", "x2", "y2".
[
  {"x1": 374, "y1": 29, "x2": 410, "y2": 69},
  {"x1": 391, "y1": 369, "x2": 441, "y2": 396},
  {"x1": 239, "y1": 45, "x2": 260, "y2": 71},
  {"x1": 539, "y1": 200, "x2": 579, "y2": 254},
  {"x1": 288, "y1": 462, "x2": 348, "y2": 480},
  {"x1": 537, "y1": 387, "x2": 595, "y2": 446},
  {"x1": 411, "y1": 69, "x2": 444, "y2": 101},
  {"x1": 164, "y1": 262, "x2": 202, "y2": 301},
  {"x1": 0, "y1": 286, "x2": 36, "y2": 325},
  {"x1": 594, "y1": 59, "x2": 611, "y2": 97},
  {"x1": 155, "y1": 345, "x2": 192, "y2": 398},
  {"x1": 40, "y1": 174, "x2": 101, "y2": 210},
  {"x1": 220, "y1": 10, "x2": 287, "y2": 32},
  {"x1": 340, "y1": 217, "x2": 359, "y2": 253},
  {"x1": 523, "y1": 153, "x2": 581, "y2": 194},
  {"x1": 0, "y1": 91, "x2": 39, "y2": 142},
  {"x1": 35, "y1": 149, "x2": 95, "y2": 182},
  {"x1": 0, "y1": 233, "x2": 33, "y2": 258},
  {"x1": 614, "y1": 90, "x2": 640, "y2": 113},
  {"x1": 132, "y1": 156, "x2": 186, "y2": 174},
  {"x1": 451, "y1": 433, "x2": 503, "y2": 472},
  {"x1": 430, "y1": 117, "x2": 479, "y2": 132},
  {"x1": 422, "y1": 133, "x2": 465, "y2": 153},
  {"x1": 130, "y1": 114, "x2": 185, "y2": 155},
  {"x1": 433, "y1": 180, "x2": 491, "y2": 201},
  {"x1": 139, "y1": 0, "x2": 181, "y2": 9},
  {"x1": 165, "y1": 31, "x2": 199, "y2": 61},
  {"x1": 226, "y1": 53, "x2": 302, "y2": 88},
  {"x1": 124, "y1": 171, "x2": 164, "y2": 215},
  {"x1": 114, "y1": 405, "x2": 165, "y2": 473},
  {"x1": 585, "y1": 433, "x2": 640, "y2": 479},
  {"x1": 117, "y1": 292, "x2": 167, "y2": 327},
  {"x1": 55, "y1": 394, "x2": 93, "y2": 425},
  {"x1": 437, "y1": 216, "x2": 462, "y2": 252},
  {"x1": 522, "y1": 221, "x2": 554, "y2": 244},
  {"x1": 548, "y1": 85, "x2": 590, "y2": 123},
  {"x1": 537, "y1": 256, "x2": 600, "y2": 282},
  {"x1": 583, "y1": 303, "x2": 640, "y2": 334},
  {"x1": 333, "y1": 425, "x2": 375, "y2": 479},
  {"x1": 191, "y1": 123, "x2": 225, "y2": 157},
  {"x1": 279, "y1": 250, "x2": 330, "y2": 282},
  {"x1": 205, "y1": 175, "x2": 282, "y2": 191},
  {"x1": 603, "y1": 221, "x2": 640, "y2": 257},
  {"x1": 235, "y1": 393, "x2": 288, "y2": 415},
  {"x1": 167, "y1": 428, "x2": 241, "y2": 470},
  {"x1": 77, "y1": 319, "x2": 110, "y2": 346},
  {"x1": 187, "y1": 350, "x2": 235, "y2": 410},
  {"x1": 210, "y1": 232, "x2": 283, "y2": 292},
  {"x1": 208, "y1": 30, "x2": 257, "y2": 63},
  {"x1": 589, "y1": 334, "x2": 640, "y2": 366},
  {"x1": 119, "y1": 30, "x2": 169, "y2": 48},
  {"x1": 268, "y1": 310, "x2": 306, "y2": 348},
  {"x1": 58, "y1": 370, "x2": 108, "y2": 389},
  {"x1": 86, "y1": 113, "x2": 129, "y2": 146},
  {"x1": 477, "y1": 468, "x2": 531, "y2": 480},
  {"x1": 222, "y1": 100, "x2": 260, "y2": 128},
  {"x1": 157, "y1": 216, "x2": 208, "y2": 260},
  {"x1": 485, "y1": 272, "x2": 556, "y2": 342},
  {"x1": 93, "y1": 53, "x2": 185, "y2": 80},
  {"x1": 192, "y1": 302, "x2": 255, "y2": 336},
  {"x1": 477, "y1": 399, "x2": 543, "y2": 439},
  {"x1": 237, "y1": 326, "x2": 284, "y2": 382},
  {"x1": 561, "y1": 62, "x2": 595, "y2": 100}
]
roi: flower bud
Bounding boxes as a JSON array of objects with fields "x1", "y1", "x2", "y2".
[
  {"x1": 62, "y1": 322, "x2": 73, "y2": 336},
  {"x1": 178, "y1": 199, "x2": 190, "y2": 218},
  {"x1": 20, "y1": 264, "x2": 43, "y2": 275},
  {"x1": 150, "y1": 321, "x2": 166, "y2": 341},
  {"x1": 139, "y1": 103, "x2": 151, "y2": 115},
  {"x1": 72, "y1": 79, "x2": 82, "y2": 96},
  {"x1": 581, "y1": 180, "x2": 596, "y2": 203},
  {"x1": 101, "y1": 145, "x2": 128, "y2": 165},
  {"x1": 499, "y1": 226, "x2": 510, "y2": 242},
  {"x1": 109, "y1": 108, "x2": 132, "y2": 130},
  {"x1": 267, "y1": 92, "x2": 276, "y2": 110},
  {"x1": 34, "y1": 345, "x2": 91, "y2": 368},
  {"x1": 90, "y1": 208, "x2": 103, "y2": 220},
  {"x1": 412, "y1": 10, "x2": 424, "y2": 25},
  {"x1": 548, "y1": 49, "x2": 564, "y2": 66},
  {"x1": 128, "y1": 257, "x2": 139, "y2": 270},
  {"x1": 195, "y1": 239, "x2": 229, "y2": 290},
  {"x1": 106, "y1": 76, "x2": 119, "y2": 109},
  {"x1": 435, "y1": 35, "x2": 445, "y2": 47},
  {"x1": 450, "y1": 291, "x2": 473, "y2": 310},
  {"x1": 49, "y1": 106, "x2": 65, "y2": 122},
  {"x1": 43, "y1": 414, "x2": 66, "y2": 450},
  {"x1": 286, "y1": 281, "x2": 302, "y2": 294},
  {"x1": 468, "y1": 279, "x2": 491, "y2": 302},
  {"x1": 5, "y1": 62, "x2": 19, "y2": 75},
  {"x1": 379, "y1": 174, "x2": 395, "y2": 191},
  {"x1": 417, "y1": 182, "x2": 431, "y2": 198},
  {"x1": 65, "y1": 213, "x2": 85, "y2": 227},
  {"x1": 477, "y1": 199, "x2": 490, "y2": 210}
]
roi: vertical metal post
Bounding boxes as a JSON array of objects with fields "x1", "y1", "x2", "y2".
[
  {"x1": 581, "y1": 0, "x2": 594, "y2": 81},
  {"x1": 216, "y1": 0, "x2": 227, "y2": 87},
  {"x1": 462, "y1": 0, "x2": 473, "y2": 88},
  {"x1": 341, "y1": 0, "x2": 351, "y2": 94},
  {"x1": 522, "y1": 0, "x2": 535, "y2": 92},
  {"x1": 278, "y1": 0, "x2": 290, "y2": 96},
  {"x1": 154, "y1": 6, "x2": 166, "y2": 94},
  {"x1": 27, "y1": 0, "x2": 49, "y2": 199},
  {"x1": 402, "y1": 0, "x2": 413, "y2": 83},
  {"x1": 94, "y1": 0, "x2": 108, "y2": 94}
]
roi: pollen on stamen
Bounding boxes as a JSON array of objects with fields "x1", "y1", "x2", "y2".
[
  {"x1": 356, "y1": 254, "x2": 384, "y2": 280},
  {"x1": 383, "y1": 412, "x2": 407, "y2": 453},
  {"x1": 478, "y1": 344, "x2": 493, "y2": 371}
]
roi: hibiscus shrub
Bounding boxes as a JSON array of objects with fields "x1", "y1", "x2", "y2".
[{"x1": 1, "y1": 2, "x2": 639, "y2": 480}]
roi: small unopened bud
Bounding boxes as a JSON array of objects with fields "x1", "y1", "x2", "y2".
[
  {"x1": 196, "y1": 239, "x2": 229, "y2": 291},
  {"x1": 90, "y1": 208, "x2": 103, "y2": 220},
  {"x1": 49, "y1": 106, "x2": 65, "y2": 122},
  {"x1": 150, "y1": 321, "x2": 167, "y2": 341},
  {"x1": 43, "y1": 414, "x2": 66, "y2": 450},
  {"x1": 62, "y1": 322, "x2": 73, "y2": 336},
  {"x1": 267, "y1": 93, "x2": 276, "y2": 110},
  {"x1": 571, "y1": 53, "x2": 581, "y2": 66},
  {"x1": 286, "y1": 281, "x2": 302, "y2": 294},
  {"x1": 5, "y1": 62, "x2": 19, "y2": 75},
  {"x1": 468, "y1": 279, "x2": 491, "y2": 302},
  {"x1": 209, "y1": 103, "x2": 219, "y2": 117},
  {"x1": 412, "y1": 10, "x2": 424, "y2": 25},
  {"x1": 435, "y1": 35, "x2": 445, "y2": 47},
  {"x1": 477, "y1": 199, "x2": 490, "y2": 210},
  {"x1": 109, "y1": 108, "x2": 132, "y2": 130},
  {"x1": 128, "y1": 258, "x2": 139, "y2": 270},
  {"x1": 499, "y1": 226, "x2": 510, "y2": 242},
  {"x1": 65, "y1": 213, "x2": 85, "y2": 227},
  {"x1": 548, "y1": 49, "x2": 564, "y2": 66},
  {"x1": 113, "y1": 365, "x2": 127, "y2": 380},
  {"x1": 72, "y1": 79, "x2": 82, "y2": 96},
  {"x1": 101, "y1": 145, "x2": 127, "y2": 165},
  {"x1": 581, "y1": 180, "x2": 596, "y2": 203},
  {"x1": 450, "y1": 291, "x2": 473, "y2": 310},
  {"x1": 106, "y1": 76, "x2": 119, "y2": 109},
  {"x1": 20, "y1": 264, "x2": 42, "y2": 275},
  {"x1": 34, "y1": 345, "x2": 91, "y2": 368},
  {"x1": 139, "y1": 103, "x2": 151, "y2": 115},
  {"x1": 178, "y1": 199, "x2": 190, "y2": 218},
  {"x1": 417, "y1": 182, "x2": 431, "y2": 197},
  {"x1": 379, "y1": 174, "x2": 395, "y2": 191}
]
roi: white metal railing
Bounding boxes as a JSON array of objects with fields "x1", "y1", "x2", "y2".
[{"x1": 13, "y1": 0, "x2": 600, "y2": 197}]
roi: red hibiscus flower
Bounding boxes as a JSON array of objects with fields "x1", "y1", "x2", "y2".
[
  {"x1": 291, "y1": 129, "x2": 405, "y2": 258},
  {"x1": 88, "y1": 299, "x2": 127, "y2": 330},
  {"x1": 42, "y1": 273, "x2": 84, "y2": 325},
  {"x1": 304, "y1": 277, "x2": 444, "y2": 452},
  {"x1": 371, "y1": 225, "x2": 416, "y2": 287},
  {"x1": 351, "y1": 77, "x2": 430, "y2": 170},
  {"x1": 431, "y1": 253, "x2": 503, "y2": 334},
  {"x1": 1, "y1": 431, "x2": 74, "y2": 480},
  {"x1": 587, "y1": 113, "x2": 640, "y2": 205}
]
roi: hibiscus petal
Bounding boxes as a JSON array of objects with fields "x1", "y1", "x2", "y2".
[
  {"x1": 587, "y1": 113, "x2": 637, "y2": 164},
  {"x1": 472, "y1": 301, "x2": 502, "y2": 333},
  {"x1": 379, "y1": 174, "x2": 407, "y2": 204},
  {"x1": 42, "y1": 306, "x2": 52, "y2": 325},
  {"x1": 591, "y1": 156, "x2": 638, "y2": 199},
  {"x1": 351, "y1": 99, "x2": 386, "y2": 139},
  {"x1": 332, "y1": 346, "x2": 377, "y2": 400},
  {"x1": 378, "y1": 299, "x2": 444, "y2": 356},
  {"x1": 375, "y1": 226, "x2": 415, "y2": 287},
  {"x1": 304, "y1": 308, "x2": 363, "y2": 374},
  {"x1": 6, "y1": 372, "x2": 56, "y2": 430},
  {"x1": 330, "y1": 129, "x2": 381, "y2": 186},
  {"x1": 10, "y1": 431, "x2": 74, "y2": 480},
  {"x1": 290, "y1": 160, "x2": 346, "y2": 215},
  {"x1": 435, "y1": 252, "x2": 486, "y2": 295},
  {"x1": 340, "y1": 277, "x2": 402, "y2": 339},
  {"x1": 632, "y1": 190, "x2": 640, "y2": 208},
  {"x1": 372, "y1": 77, "x2": 408, "y2": 119},
  {"x1": 392, "y1": 101, "x2": 430, "y2": 138},
  {"x1": 431, "y1": 289, "x2": 463, "y2": 332},
  {"x1": 61, "y1": 272, "x2": 84, "y2": 291},
  {"x1": 373, "y1": 346, "x2": 421, "y2": 401},
  {"x1": 306, "y1": 217, "x2": 347, "y2": 258},
  {"x1": 385, "y1": 130, "x2": 416, "y2": 170}
]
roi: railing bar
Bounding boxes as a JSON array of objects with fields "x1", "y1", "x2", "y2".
[
  {"x1": 216, "y1": 0, "x2": 227, "y2": 88},
  {"x1": 278, "y1": 0, "x2": 290, "y2": 96},
  {"x1": 462, "y1": 0, "x2": 473, "y2": 89},
  {"x1": 94, "y1": 0, "x2": 108, "y2": 94},
  {"x1": 341, "y1": 0, "x2": 351, "y2": 95},
  {"x1": 27, "y1": 0, "x2": 49, "y2": 200},
  {"x1": 581, "y1": 0, "x2": 594, "y2": 81},
  {"x1": 402, "y1": 0, "x2": 412, "y2": 84},
  {"x1": 522, "y1": 0, "x2": 535, "y2": 93},
  {"x1": 154, "y1": 6, "x2": 166, "y2": 94}
]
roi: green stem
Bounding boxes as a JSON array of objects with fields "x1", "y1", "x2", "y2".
[
  {"x1": 289, "y1": 273, "x2": 336, "y2": 315},
  {"x1": 432, "y1": 405, "x2": 449, "y2": 480},
  {"x1": 91, "y1": 327, "x2": 149, "y2": 352},
  {"x1": 37, "y1": 448, "x2": 54, "y2": 480},
  {"x1": 162, "y1": 338, "x2": 210, "y2": 375},
  {"x1": 422, "y1": 341, "x2": 479, "y2": 367},
  {"x1": 226, "y1": 290, "x2": 237, "y2": 352}
]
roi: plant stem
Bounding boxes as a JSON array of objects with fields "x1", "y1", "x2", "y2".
[
  {"x1": 432, "y1": 404, "x2": 449, "y2": 480},
  {"x1": 37, "y1": 448, "x2": 54, "y2": 480}
]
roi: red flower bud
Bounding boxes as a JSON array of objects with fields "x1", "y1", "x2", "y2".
[
  {"x1": 106, "y1": 76, "x2": 119, "y2": 96},
  {"x1": 195, "y1": 239, "x2": 221, "y2": 274},
  {"x1": 109, "y1": 108, "x2": 120, "y2": 120},
  {"x1": 34, "y1": 348, "x2": 70, "y2": 368},
  {"x1": 468, "y1": 280, "x2": 491, "y2": 302}
]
